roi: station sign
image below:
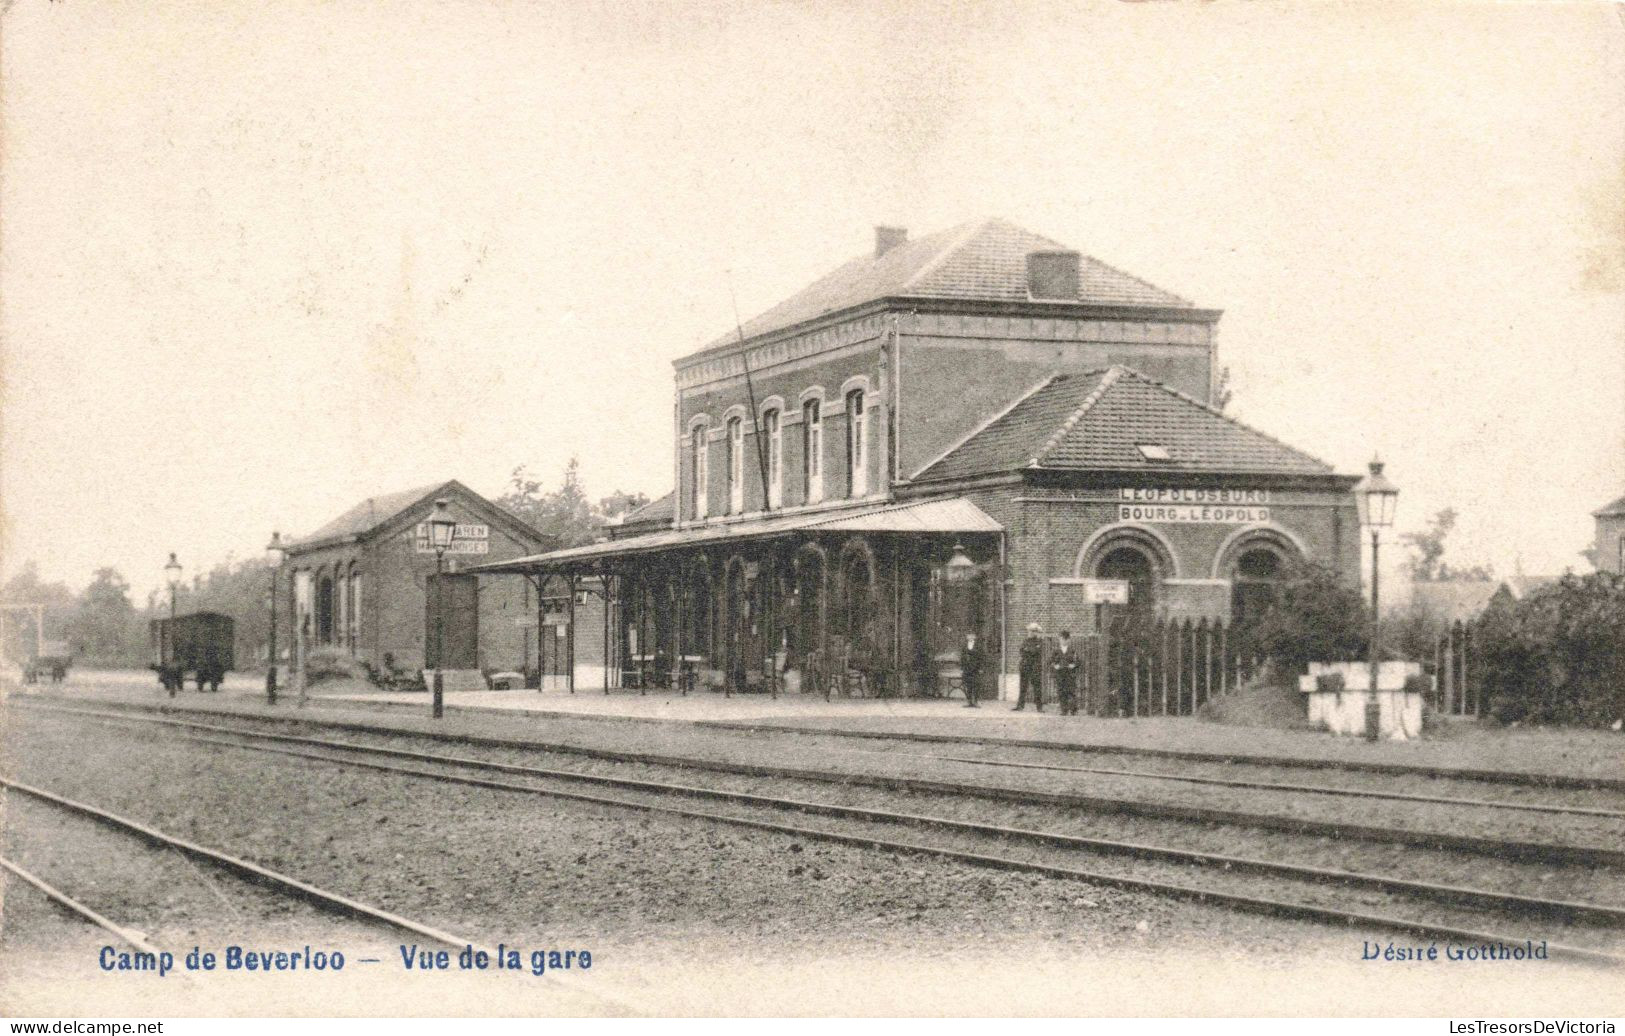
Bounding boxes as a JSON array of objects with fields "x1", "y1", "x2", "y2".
[
  {"x1": 1084, "y1": 579, "x2": 1130, "y2": 605},
  {"x1": 1119, "y1": 488, "x2": 1270, "y2": 504},
  {"x1": 414, "y1": 521, "x2": 491, "y2": 554},
  {"x1": 1117, "y1": 503, "x2": 1270, "y2": 524}
]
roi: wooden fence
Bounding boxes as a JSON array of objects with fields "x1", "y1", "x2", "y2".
[
  {"x1": 1076, "y1": 618, "x2": 1266, "y2": 717},
  {"x1": 1432, "y1": 619, "x2": 1482, "y2": 717}
]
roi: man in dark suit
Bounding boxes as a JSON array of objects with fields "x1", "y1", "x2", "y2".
[
  {"x1": 1051, "y1": 630, "x2": 1081, "y2": 715},
  {"x1": 1015, "y1": 622, "x2": 1045, "y2": 711},
  {"x1": 959, "y1": 632, "x2": 983, "y2": 708}
]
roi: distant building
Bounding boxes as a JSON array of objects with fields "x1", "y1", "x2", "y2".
[
  {"x1": 476, "y1": 219, "x2": 1361, "y2": 699},
  {"x1": 282, "y1": 480, "x2": 553, "y2": 676},
  {"x1": 1593, "y1": 493, "x2": 1625, "y2": 574}
]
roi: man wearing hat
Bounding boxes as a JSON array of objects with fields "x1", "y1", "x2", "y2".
[
  {"x1": 1014, "y1": 622, "x2": 1046, "y2": 711},
  {"x1": 1051, "y1": 630, "x2": 1081, "y2": 716}
]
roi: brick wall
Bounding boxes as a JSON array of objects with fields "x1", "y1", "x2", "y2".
[
  {"x1": 673, "y1": 306, "x2": 1216, "y2": 520},
  {"x1": 1596, "y1": 514, "x2": 1625, "y2": 574},
  {"x1": 287, "y1": 492, "x2": 548, "y2": 675},
  {"x1": 899, "y1": 332, "x2": 1212, "y2": 478},
  {"x1": 943, "y1": 483, "x2": 1358, "y2": 684},
  {"x1": 679, "y1": 343, "x2": 889, "y2": 521}
]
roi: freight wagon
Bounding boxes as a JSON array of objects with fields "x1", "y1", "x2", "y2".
[{"x1": 150, "y1": 611, "x2": 235, "y2": 694}]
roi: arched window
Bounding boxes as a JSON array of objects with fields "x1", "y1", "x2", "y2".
[
  {"x1": 348, "y1": 565, "x2": 362, "y2": 651},
  {"x1": 1096, "y1": 545, "x2": 1156, "y2": 622},
  {"x1": 690, "y1": 426, "x2": 709, "y2": 520},
  {"x1": 802, "y1": 399, "x2": 823, "y2": 504},
  {"x1": 316, "y1": 573, "x2": 335, "y2": 644},
  {"x1": 845, "y1": 389, "x2": 867, "y2": 498},
  {"x1": 1231, "y1": 547, "x2": 1285, "y2": 626},
  {"x1": 841, "y1": 549, "x2": 873, "y2": 647},
  {"x1": 726, "y1": 416, "x2": 744, "y2": 514},
  {"x1": 764, "y1": 408, "x2": 782, "y2": 509}
]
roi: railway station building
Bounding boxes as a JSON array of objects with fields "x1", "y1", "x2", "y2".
[
  {"x1": 283, "y1": 479, "x2": 553, "y2": 682},
  {"x1": 474, "y1": 219, "x2": 1361, "y2": 702}
]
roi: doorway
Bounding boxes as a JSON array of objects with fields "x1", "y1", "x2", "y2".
[{"x1": 426, "y1": 574, "x2": 478, "y2": 669}]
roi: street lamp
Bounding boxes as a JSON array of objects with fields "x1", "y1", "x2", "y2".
[
  {"x1": 265, "y1": 532, "x2": 285, "y2": 705},
  {"x1": 426, "y1": 499, "x2": 458, "y2": 719},
  {"x1": 163, "y1": 553, "x2": 183, "y2": 697},
  {"x1": 1354, "y1": 458, "x2": 1399, "y2": 740},
  {"x1": 164, "y1": 553, "x2": 183, "y2": 618}
]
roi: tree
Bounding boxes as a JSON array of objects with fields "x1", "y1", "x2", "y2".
[
  {"x1": 1401, "y1": 507, "x2": 1493, "y2": 582},
  {"x1": 67, "y1": 568, "x2": 144, "y2": 664},
  {"x1": 496, "y1": 459, "x2": 657, "y2": 548},
  {"x1": 496, "y1": 459, "x2": 599, "y2": 548},
  {"x1": 599, "y1": 490, "x2": 651, "y2": 524},
  {"x1": 1476, "y1": 572, "x2": 1625, "y2": 726},
  {"x1": 1247, "y1": 561, "x2": 1369, "y2": 675}
]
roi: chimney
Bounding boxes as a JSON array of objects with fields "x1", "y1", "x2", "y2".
[
  {"x1": 1026, "y1": 250, "x2": 1081, "y2": 300},
  {"x1": 874, "y1": 225, "x2": 908, "y2": 259}
]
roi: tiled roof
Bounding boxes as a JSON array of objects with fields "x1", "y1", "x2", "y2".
[
  {"x1": 615, "y1": 491, "x2": 674, "y2": 529},
  {"x1": 704, "y1": 218, "x2": 1192, "y2": 350},
  {"x1": 1409, "y1": 581, "x2": 1504, "y2": 624},
  {"x1": 290, "y1": 481, "x2": 449, "y2": 548},
  {"x1": 1593, "y1": 493, "x2": 1625, "y2": 518},
  {"x1": 917, "y1": 366, "x2": 1336, "y2": 481}
]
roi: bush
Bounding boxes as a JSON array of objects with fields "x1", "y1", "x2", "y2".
[
  {"x1": 1247, "y1": 561, "x2": 1369, "y2": 677},
  {"x1": 1475, "y1": 572, "x2": 1625, "y2": 727},
  {"x1": 303, "y1": 647, "x2": 365, "y2": 686}
]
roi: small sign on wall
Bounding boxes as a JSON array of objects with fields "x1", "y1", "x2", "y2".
[
  {"x1": 414, "y1": 521, "x2": 491, "y2": 554},
  {"x1": 1117, "y1": 504, "x2": 1270, "y2": 524},
  {"x1": 1084, "y1": 579, "x2": 1130, "y2": 604}
]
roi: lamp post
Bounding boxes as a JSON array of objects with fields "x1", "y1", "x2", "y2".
[
  {"x1": 163, "y1": 553, "x2": 183, "y2": 696},
  {"x1": 265, "y1": 532, "x2": 285, "y2": 705},
  {"x1": 426, "y1": 498, "x2": 459, "y2": 719},
  {"x1": 1354, "y1": 458, "x2": 1399, "y2": 740},
  {"x1": 944, "y1": 542, "x2": 978, "y2": 697}
]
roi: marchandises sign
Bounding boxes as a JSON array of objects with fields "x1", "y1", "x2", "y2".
[{"x1": 413, "y1": 522, "x2": 491, "y2": 554}]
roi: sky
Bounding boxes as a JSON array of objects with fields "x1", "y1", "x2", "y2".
[{"x1": 3, "y1": 0, "x2": 1623, "y2": 601}]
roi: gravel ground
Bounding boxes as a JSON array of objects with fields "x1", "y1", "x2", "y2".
[
  {"x1": 9, "y1": 707, "x2": 1618, "y2": 1015},
  {"x1": 0, "y1": 795, "x2": 615, "y2": 1016},
  {"x1": 35, "y1": 697, "x2": 1623, "y2": 852},
  {"x1": 7, "y1": 687, "x2": 1623, "y2": 1015},
  {"x1": 30, "y1": 674, "x2": 1625, "y2": 781},
  {"x1": 51, "y1": 706, "x2": 1625, "y2": 917}
]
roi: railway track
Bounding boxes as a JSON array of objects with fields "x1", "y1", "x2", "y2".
[
  {"x1": 0, "y1": 773, "x2": 642, "y2": 1013},
  {"x1": 694, "y1": 717, "x2": 1625, "y2": 792},
  {"x1": 18, "y1": 698, "x2": 1622, "y2": 869},
  {"x1": 13, "y1": 699, "x2": 1625, "y2": 968}
]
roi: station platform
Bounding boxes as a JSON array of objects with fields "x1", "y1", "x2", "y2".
[{"x1": 7, "y1": 668, "x2": 1623, "y2": 782}]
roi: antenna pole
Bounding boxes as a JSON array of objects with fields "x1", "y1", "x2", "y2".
[{"x1": 728, "y1": 274, "x2": 772, "y2": 512}]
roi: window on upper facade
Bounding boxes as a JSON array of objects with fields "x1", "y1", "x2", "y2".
[
  {"x1": 690, "y1": 426, "x2": 709, "y2": 520},
  {"x1": 845, "y1": 389, "x2": 867, "y2": 498},
  {"x1": 726, "y1": 416, "x2": 744, "y2": 515},
  {"x1": 765, "y1": 408, "x2": 782, "y2": 509},
  {"x1": 803, "y1": 399, "x2": 823, "y2": 504}
]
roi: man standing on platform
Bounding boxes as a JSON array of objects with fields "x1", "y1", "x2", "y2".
[
  {"x1": 1051, "y1": 630, "x2": 1080, "y2": 715},
  {"x1": 1014, "y1": 622, "x2": 1046, "y2": 712},
  {"x1": 959, "y1": 631, "x2": 983, "y2": 708}
]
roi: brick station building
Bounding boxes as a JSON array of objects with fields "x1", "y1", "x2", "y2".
[
  {"x1": 283, "y1": 479, "x2": 553, "y2": 678},
  {"x1": 475, "y1": 219, "x2": 1360, "y2": 702}
]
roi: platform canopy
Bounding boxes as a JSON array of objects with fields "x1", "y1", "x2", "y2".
[{"x1": 468, "y1": 496, "x2": 1003, "y2": 575}]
